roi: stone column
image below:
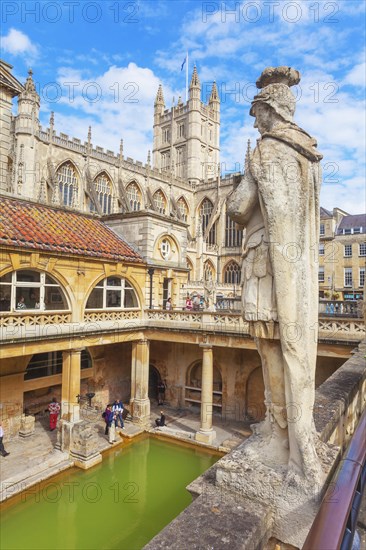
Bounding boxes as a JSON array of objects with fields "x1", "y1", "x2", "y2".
[
  {"x1": 130, "y1": 339, "x2": 151, "y2": 427},
  {"x1": 61, "y1": 349, "x2": 82, "y2": 423},
  {"x1": 196, "y1": 344, "x2": 216, "y2": 444}
]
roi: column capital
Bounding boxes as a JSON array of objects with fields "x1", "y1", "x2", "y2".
[{"x1": 199, "y1": 343, "x2": 213, "y2": 349}]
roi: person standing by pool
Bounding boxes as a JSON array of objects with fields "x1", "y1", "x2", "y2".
[
  {"x1": 103, "y1": 404, "x2": 112, "y2": 435},
  {"x1": 108, "y1": 411, "x2": 117, "y2": 444},
  {"x1": 48, "y1": 397, "x2": 60, "y2": 431},
  {"x1": 114, "y1": 399, "x2": 124, "y2": 429}
]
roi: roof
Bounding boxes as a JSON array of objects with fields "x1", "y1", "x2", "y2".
[
  {"x1": 337, "y1": 214, "x2": 366, "y2": 233},
  {"x1": 0, "y1": 196, "x2": 144, "y2": 263},
  {"x1": 320, "y1": 207, "x2": 332, "y2": 218}
]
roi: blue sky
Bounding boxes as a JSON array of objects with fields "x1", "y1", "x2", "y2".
[{"x1": 1, "y1": 0, "x2": 365, "y2": 214}]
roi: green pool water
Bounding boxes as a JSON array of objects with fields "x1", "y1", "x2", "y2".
[{"x1": 0, "y1": 435, "x2": 219, "y2": 550}]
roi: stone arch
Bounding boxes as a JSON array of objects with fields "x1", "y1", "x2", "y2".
[
  {"x1": 203, "y1": 259, "x2": 216, "y2": 282},
  {"x1": 153, "y1": 188, "x2": 168, "y2": 214},
  {"x1": 185, "y1": 360, "x2": 222, "y2": 410},
  {"x1": 148, "y1": 364, "x2": 164, "y2": 401},
  {"x1": 125, "y1": 180, "x2": 143, "y2": 211},
  {"x1": 153, "y1": 233, "x2": 180, "y2": 263},
  {"x1": 245, "y1": 366, "x2": 265, "y2": 422},
  {"x1": 186, "y1": 256, "x2": 194, "y2": 281},
  {"x1": 91, "y1": 171, "x2": 114, "y2": 214},
  {"x1": 177, "y1": 195, "x2": 189, "y2": 221},
  {"x1": 223, "y1": 260, "x2": 241, "y2": 284},
  {"x1": 55, "y1": 160, "x2": 81, "y2": 207}
]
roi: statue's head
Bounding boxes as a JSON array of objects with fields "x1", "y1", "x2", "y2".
[{"x1": 250, "y1": 66, "x2": 300, "y2": 124}]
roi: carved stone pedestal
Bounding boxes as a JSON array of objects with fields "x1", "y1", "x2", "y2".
[
  {"x1": 19, "y1": 414, "x2": 35, "y2": 438},
  {"x1": 132, "y1": 399, "x2": 151, "y2": 428},
  {"x1": 215, "y1": 435, "x2": 338, "y2": 548},
  {"x1": 69, "y1": 421, "x2": 102, "y2": 470},
  {"x1": 56, "y1": 419, "x2": 102, "y2": 470}
]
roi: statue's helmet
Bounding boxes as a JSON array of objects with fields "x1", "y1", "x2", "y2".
[{"x1": 249, "y1": 66, "x2": 300, "y2": 123}]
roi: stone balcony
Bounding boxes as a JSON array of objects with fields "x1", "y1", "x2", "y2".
[{"x1": 0, "y1": 309, "x2": 364, "y2": 347}]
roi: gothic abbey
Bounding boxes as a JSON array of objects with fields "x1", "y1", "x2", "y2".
[{"x1": 1, "y1": 60, "x2": 244, "y2": 307}]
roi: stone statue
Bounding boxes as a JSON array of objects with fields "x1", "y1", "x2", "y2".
[{"x1": 227, "y1": 66, "x2": 323, "y2": 482}]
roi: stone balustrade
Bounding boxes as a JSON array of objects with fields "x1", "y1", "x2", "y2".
[{"x1": 0, "y1": 309, "x2": 364, "y2": 345}]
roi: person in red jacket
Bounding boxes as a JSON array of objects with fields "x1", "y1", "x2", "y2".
[{"x1": 48, "y1": 397, "x2": 60, "y2": 431}]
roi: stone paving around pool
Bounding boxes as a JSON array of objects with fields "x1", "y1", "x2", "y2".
[{"x1": 0, "y1": 407, "x2": 251, "y2": 502}]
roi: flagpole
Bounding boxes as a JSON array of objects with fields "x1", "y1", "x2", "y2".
[{"x1": 185, "y1": 51, "x2": 188, "y2": 102}]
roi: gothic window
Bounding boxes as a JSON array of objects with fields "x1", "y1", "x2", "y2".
[
  {"x1": 225, "y1": 214, "x2": 243, "y2": 247},
  {"x1": 203, "y1": 261, "x2": 215, "y2": 282},
  {"x1": 200, "y1": 198, "x2": 216, "y2": 245},
  {"x1": 163, "y1": 127, "x2": 170, "y2": 142},
  {"x1": 161, "y1": 151, "x2": 170, "y2": 171},
  {"x1": 92, "y1": 173, "x2": 113, "y2": 214},
  {"x1": 177, "y1": 196, "x2": 188, "y2": 221},
  {"x1": 153, "y1": 190, "x2": 167, "y2": 214},
  {"x1": 0, "y1": 270, "x2": 69, "y2": 312},
  {"x1": 178, "y1": 123, "x2": 185, "y2": 138},
  {"x1": 223, "y1": 261, "x2": 241, "y2": 284},
  {"x1": 86, "y1": 277, "x2": 139, "y2": 309},
  {"x1": 57, "y1": 162, "x2": 78, "y2": 207},
  {"x1": 176, "y1": 147, "x2": 185, "y2": 178},
  {"x1": 187, "y1": 258, "x2": 193, "y2": 281},
  {"x1": 126, "y1": 182, "x2": 142, "y2": 211},
  {"x1": 160, "y1": 238, "x2": 171, "y2": 260}
]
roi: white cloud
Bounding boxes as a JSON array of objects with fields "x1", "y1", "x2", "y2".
[
  {"x1": 47, "y1": 63, "x2": 179, "y2": 162},
  {"x1": 343, "y1": 62, "x2": 366, "y2": 87},
  {"x1": 1, "y1": 28, "x2": 38, "y2": 59}
]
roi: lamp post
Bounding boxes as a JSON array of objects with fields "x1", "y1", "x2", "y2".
[{"x1": 147, "y1": 267, "x2": 155, "y2": 310}]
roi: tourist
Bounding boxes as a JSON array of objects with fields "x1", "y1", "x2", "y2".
[
  {"x1": 165, "y1": 297, "x2": 172, "y2": 310},
  {"x1": 103, "y1": 404, "x2": 112, "y2": 435},
  {"x1": 16, "y1": 296, "x2": 27, "y2": 309},
  {"x1": 113, "y1": 399, "x2": 124, "y2": 429},
  {"x1": 48, "y1": 397, "x2": 60, "y2": 431},
  {"x1": 157, "y1": 380, "x2": 166, "y2": 405},
  {"x1": 155, "y1": 411, "x2": 166, "y2": 428},
  {"x1": 108, "y1": 411, "x2": 117, "y2": 444},
  {"x1": 185, "y1": 296, "x2": 193, "y2": 310},
  {"x1": 0, "y1": 422, "x2": 10, "y2": 457},
  {"x1": 192, "y1": 295, "x2": 200, "y2": 311}
]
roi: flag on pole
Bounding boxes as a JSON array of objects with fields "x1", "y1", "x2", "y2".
[{"x1": 181, "y1": 55, "x2": 187, "y2": 71}]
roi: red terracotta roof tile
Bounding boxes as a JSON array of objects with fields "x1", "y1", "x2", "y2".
[{"x1": 0, "y1": 196, "x2": 143, "y2": 263}]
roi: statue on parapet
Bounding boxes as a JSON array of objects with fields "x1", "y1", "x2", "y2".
[{"x1": 227, "y1": 66, "x2": 323, "y2": 482}]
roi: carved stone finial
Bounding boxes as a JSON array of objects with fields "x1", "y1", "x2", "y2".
[
  {"x1": 190, "y1": 65, "x2": 200, "y2": 88},
  {"x1": 155, "y1": 84, "x2": 165, "y2": 106},
  {"x1": 209, "y1": 81, "x2": 219, "y2": 103},
  {"x1": 87, "y1": 126, "x2": 92, "y2": 143},
  {"x1": 147, "y1": 150, "x2": 151, "y2": 165},
  {"x1": 25, "y1": 68, "x2": 36, "y2": 92},
  {"x1": 49, "y1": 111, "x2": 54, "y2": 126}
]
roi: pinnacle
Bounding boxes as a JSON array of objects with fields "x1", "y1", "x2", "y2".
[
  {"x1": 155, "y1": 84, "x2": 165, "y2": 105},
  {"x1": 189, "y1": 65, "x2": 200, "y2": 88}
]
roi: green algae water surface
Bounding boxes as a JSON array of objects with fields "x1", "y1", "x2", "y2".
[{"x1": 0, "y1": 435, "x2": 219, "y2": 550}]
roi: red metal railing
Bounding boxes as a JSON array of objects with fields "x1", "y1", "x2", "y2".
[{"x1": 303, "y1": 409, "x2": 366, "y2": 550}]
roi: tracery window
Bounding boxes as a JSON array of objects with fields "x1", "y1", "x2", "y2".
[
  {"x1": 200, "y1": 198, "x2": 216, "y2": 244},
  {"x1": 57, "y1": 162, "x2": 78, "y2": 207},
  {"x1": 0, "y1": 270, "x2": 69, "y2": 312},
  {"x1": 187, "y1": 258, "x2": 193, "y2": 281},
  {"x1": 85, "y1": 277, "x2": 139, "y2": 309},
  {"x1": 126, "y1": 183, "x2": 142, "y2": 211},
  {"x1": 225, "y1": 214, "x2": 243, "y2": 248},
  {"x1": 91, "y1": 173, "x2": 113, "y2": 214},
  {"x1": 153, "y1": 190, "x2": 167, "y2": 214},
  {"x1": 177, "y1": 197, "x2": 188, "y2": 221},
  {"x1": 223, "y1": 261, "x2": 241, "y2": 284},
  {"x1": 203, "y1": 261, "x2": 215, "y2": 282}
]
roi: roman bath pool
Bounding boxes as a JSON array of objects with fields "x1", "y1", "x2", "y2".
[{"x1": 0, "y1": 434, "x2": 221, "y2": 550}]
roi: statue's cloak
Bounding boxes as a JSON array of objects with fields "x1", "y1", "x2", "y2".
[{"x1": 251, "y1": 124, "x2": 322, "y2": 441}]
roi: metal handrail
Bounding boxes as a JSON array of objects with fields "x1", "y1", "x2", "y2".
[{"x1": 303, "y1": 409, "x2": 366, "y2": 550}]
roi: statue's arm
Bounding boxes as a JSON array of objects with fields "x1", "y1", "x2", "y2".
[{"x1": 226, "y1": 170, "x2": 258, "y2": 226}]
